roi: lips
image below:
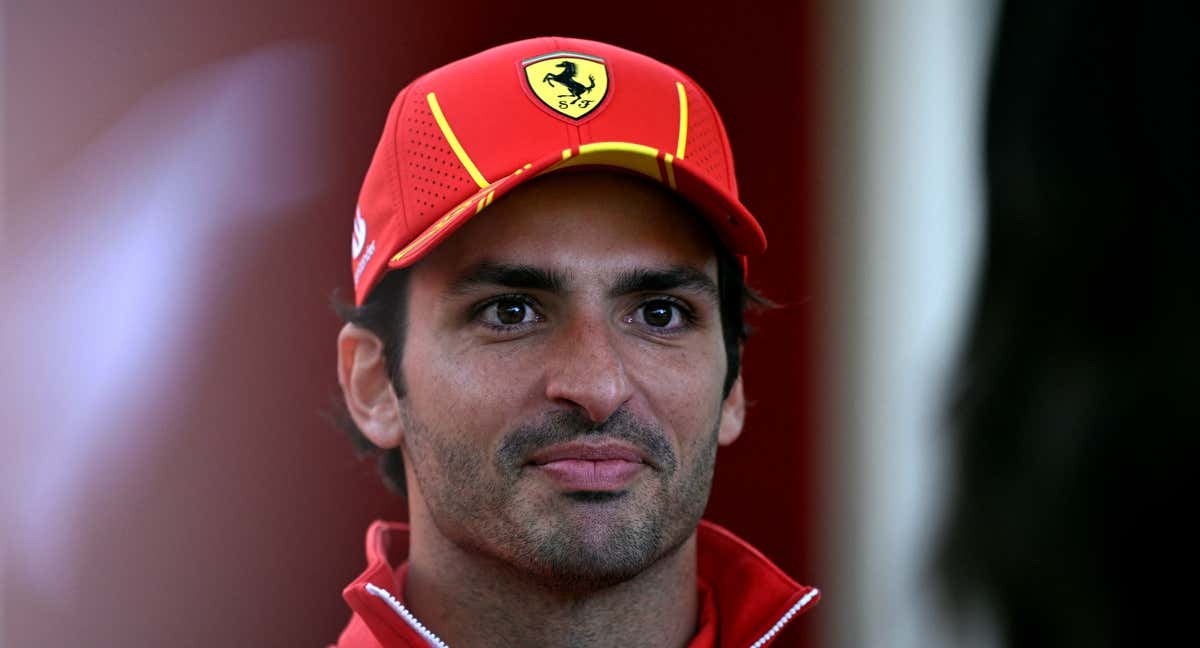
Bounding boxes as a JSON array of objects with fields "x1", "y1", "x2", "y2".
[{"x1": 528, "y1": 441, "x2": 648, "y2": 492}]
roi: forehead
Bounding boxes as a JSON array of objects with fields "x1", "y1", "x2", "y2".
[{"x1": 413, "y1": 170, "x2": 719, "y2": 281}]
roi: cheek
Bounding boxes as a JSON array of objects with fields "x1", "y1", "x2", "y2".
[
  {"x1": 404, "y1": 335, "x2": 546, "y2": 431},
  {"x1": 402, "y1": 324, "x2": 727, "y2": 441},
  {"x1": 624, "y1": 338, "x2": 726, "y2": 435}
]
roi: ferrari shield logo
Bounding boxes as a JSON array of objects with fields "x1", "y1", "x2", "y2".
[{"x1": 522, "y1": 52, "x2": 609, "y2": 121}]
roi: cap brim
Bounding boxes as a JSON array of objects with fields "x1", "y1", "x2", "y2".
[{"x1": 385, "y1": 141, "x2": 766, "y2": 270}]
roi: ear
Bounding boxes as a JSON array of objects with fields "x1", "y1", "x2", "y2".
[
  {"x1": 337, "y1": 323, "x2": 404, "y2": 449},
  {"x1": 717, "y1": 374, "x2": 746, "y2": 446}
]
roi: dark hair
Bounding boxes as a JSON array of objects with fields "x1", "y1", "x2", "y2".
[{"x1": 331, "y1": 240, "x2": 767, "y2": 496}]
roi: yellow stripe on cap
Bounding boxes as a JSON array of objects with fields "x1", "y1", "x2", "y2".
[
  {"x1": 675, "y1": 82, "x2": 688, "y2": 159},
  {"x1": 550, "y1": 142, "x2": 664, "y2": 182},
  {"x1": 391, "y1": 211, "x2": 456, "y2": 263},
  {"x1": 664, "y1": 152, "x2": 677, "y2": 190},
  {"x1": 474, "y1": 190, "x2": 496, "y2": 214},
  {"x1": 427, "y1": 92, "x2": 490, "y2": 189},
  {"x1": 391, "y1": 198, "x2": 472, "y2": 263}
]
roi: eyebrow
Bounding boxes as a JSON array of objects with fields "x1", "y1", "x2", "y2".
[
  {"x1": 608, "y1": 266, "x2": 719, "y2": 302},
  {"x1": 445, "y1": 262, "x2": 569, "y2": 296},
  {"x1": 443, "y1": 261, "x2": 719, "y2": 303}
]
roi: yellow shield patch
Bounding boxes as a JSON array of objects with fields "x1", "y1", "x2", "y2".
[{"x1": 522, "y1": 52, "x2": 609, "y2": 121}]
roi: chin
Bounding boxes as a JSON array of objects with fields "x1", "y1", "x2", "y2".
[{"x1": 516, "y1": 507, "x2": 699, "y2": 591}]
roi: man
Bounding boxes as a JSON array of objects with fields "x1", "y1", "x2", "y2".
[{"x1": 333, "y1": 37, "x2": 819, "y2": 647}]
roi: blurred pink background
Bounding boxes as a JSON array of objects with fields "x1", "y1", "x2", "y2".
[{"x1": 3, "y1": 2, "x2": 829, "y2": 645}]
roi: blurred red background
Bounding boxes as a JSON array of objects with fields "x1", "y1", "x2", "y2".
[{"x1": 2, "y1": 1, "x2": 819, "y2": 645}]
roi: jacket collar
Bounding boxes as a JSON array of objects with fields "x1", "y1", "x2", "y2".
[{"x1": 337, "y1": 520, "x2": 819, "y2": 648}]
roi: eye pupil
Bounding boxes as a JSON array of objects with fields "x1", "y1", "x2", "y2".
[
  {"x1": 643, "y1": 302, "x2": 673, "y2": 327},
  {"x1": 496, "y1": 300, "x2": 526, "y2": 325}
]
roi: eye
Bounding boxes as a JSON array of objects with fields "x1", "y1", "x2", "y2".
[
  {"x1": 479, "y1": 296, "x2": 540, "y2": 327},
  {"x1": 630, "y1": 299, "x2": 690, "y2": 330}
]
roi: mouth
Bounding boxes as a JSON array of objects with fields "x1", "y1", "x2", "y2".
[{"x1": 527, "y1": 441, "x2": 649, "y2": 492}]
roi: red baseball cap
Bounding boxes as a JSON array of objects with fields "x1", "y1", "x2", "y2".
[{"x1": 350, "y1": 36, "x2": 767, "y2": 305}]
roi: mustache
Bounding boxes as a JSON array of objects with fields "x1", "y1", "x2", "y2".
[{"x1": 496, "y1": 407, "x2": 678, "y2": 473}]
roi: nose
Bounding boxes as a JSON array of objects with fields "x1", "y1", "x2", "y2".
[{"x1": 544, "y1": 315, "x2": 633, "y2": 424}]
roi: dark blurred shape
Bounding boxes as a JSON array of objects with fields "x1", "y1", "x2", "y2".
[{"x1": 940, "y1": 2, "x2": 1197, "y2": 646}]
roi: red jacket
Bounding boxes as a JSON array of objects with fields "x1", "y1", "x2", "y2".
[{"x1": 333, "y1": 520, "x2": 819, "y2": 647}]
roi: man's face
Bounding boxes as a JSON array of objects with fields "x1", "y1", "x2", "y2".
[{"x1": 396, "y1": 171, "x2": 736, "y2": 589}]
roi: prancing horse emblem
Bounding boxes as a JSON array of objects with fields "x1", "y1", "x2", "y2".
[
  {"x1": 542, "y1": 61, "x2": 595, "y2": 105},
  {"x1": 522, "y1": 52, "x2": 610, "y2": 121}
]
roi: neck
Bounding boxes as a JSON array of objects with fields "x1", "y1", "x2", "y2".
[{"x1": 403, "y1": 509, "x2": 700, "y2": 648}]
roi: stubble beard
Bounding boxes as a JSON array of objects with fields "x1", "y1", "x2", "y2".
[{"x1": 401, "y1": 404, "x2": 719, "y2": 592}]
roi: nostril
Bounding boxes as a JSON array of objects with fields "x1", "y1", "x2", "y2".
[{"x1": 544, "y1": 363, "x2": 632, "y2": 424}]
